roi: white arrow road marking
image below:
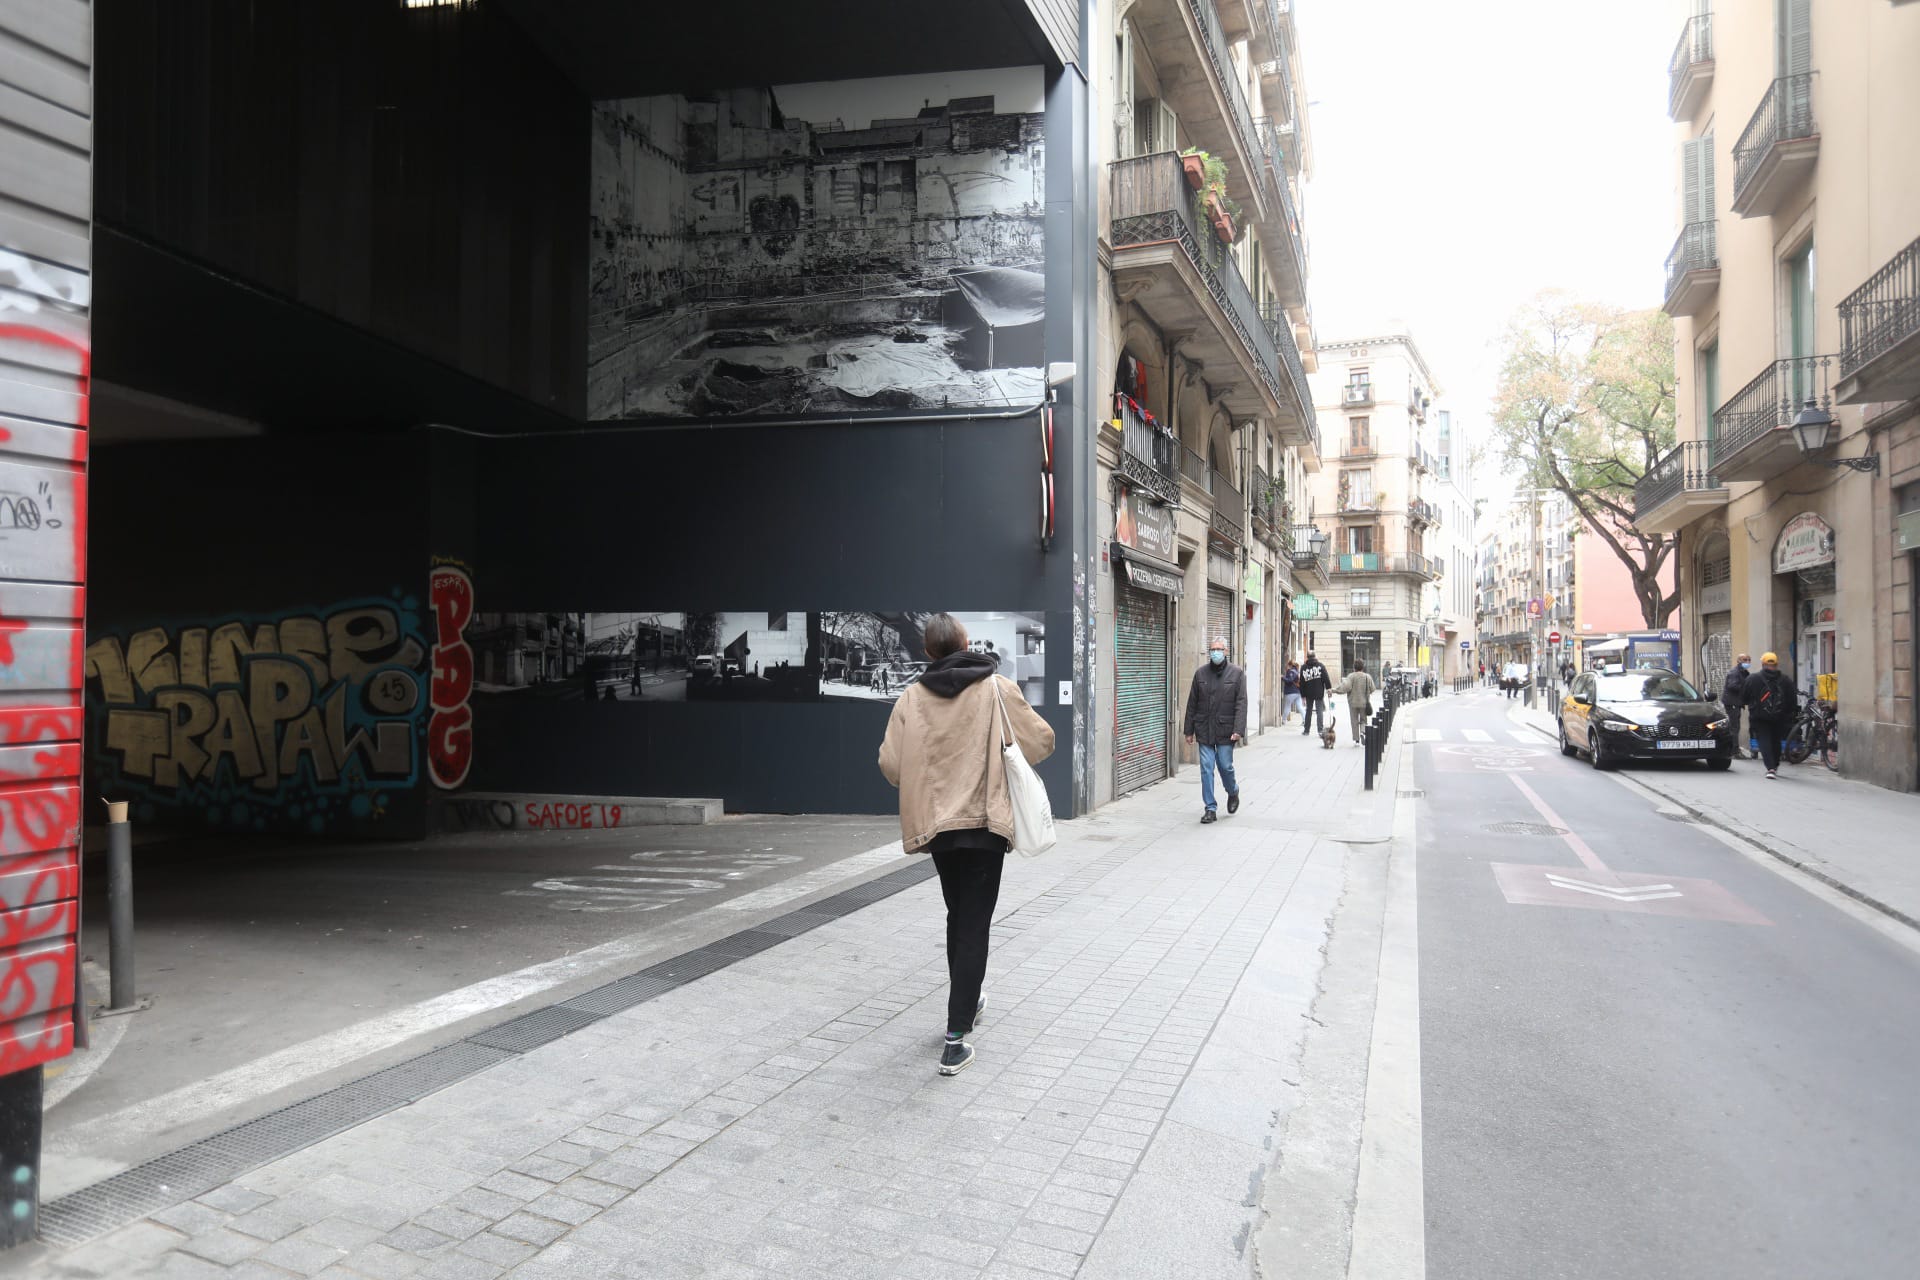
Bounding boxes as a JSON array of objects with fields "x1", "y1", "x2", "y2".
[{"x1": 1544, "y1": 873, "x2": 1684, "y2": 902}]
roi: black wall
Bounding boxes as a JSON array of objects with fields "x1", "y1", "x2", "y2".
[
  {"x1": 456, "y1": 414, "x2": 1072, "y2": 816},
  {"x1": 96, "y1": 0, "x2": 588, "y2": 418}
]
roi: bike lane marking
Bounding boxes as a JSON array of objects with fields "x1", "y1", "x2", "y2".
[{"x1": 1490, "y1": 773, "x2": 1771, "y2": 925}]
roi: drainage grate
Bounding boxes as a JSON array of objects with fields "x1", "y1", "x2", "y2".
[
  {"x1": 467, "y1": 1006, "x2": 605, "y2": 1053},
  {"x1": 1485, "y1": 821, "x2": 1569, "y2": 836},
  {"x1": 38, "y1": 851, "x2": 956, "y2": 1248}
]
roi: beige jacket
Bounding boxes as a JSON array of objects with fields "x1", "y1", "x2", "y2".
[{"x1": 878, "y1": 674, "x2": 1055, "y2": 853}]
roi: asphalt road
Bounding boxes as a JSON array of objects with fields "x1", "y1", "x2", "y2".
[{"x1": 1413, "y1": 689, "x2": 1920, "y2": 1280}]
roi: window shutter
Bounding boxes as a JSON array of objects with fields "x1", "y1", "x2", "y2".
[
  {"x1": 1156, "y1": 100, "x2": 1178, "y2": 153},
  {"x1": 1780, "y1": 0, "x2": 1811, "y2": 75},
  {"x1": 1117, "y1": 22, "x2": 1135, "y2": 156},
  {"x1": 1682, "y1": 134, "x2": 1714, "y2": 225}
]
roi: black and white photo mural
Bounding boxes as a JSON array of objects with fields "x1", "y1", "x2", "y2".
[
  {"x1": 589, "y1": 68, "x2": 1047, "y2": 420},
  {"x1": 819, "y1": 611, "x2": 1045, "y2": 705},
  {"x1": 471, "y1": 612, "x2": 820, "y2": 703}
]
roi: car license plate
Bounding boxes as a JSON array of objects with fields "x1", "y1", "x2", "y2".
[{"x1": 1656, "y1": 739, "x2": 1715, "y2": 750}]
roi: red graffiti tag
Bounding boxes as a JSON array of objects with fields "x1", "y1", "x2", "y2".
[
  {"x1": 0, "y1": 320, "x2": 89, "y2": 1074},
  {"x1": 428, "y1": 565, "x2": 475, "y2": 789},
  {"x1": 523, "y1": 802, "x2": 624, "y2": 831}
]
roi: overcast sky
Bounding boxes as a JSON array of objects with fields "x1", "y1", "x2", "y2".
[{"x1": 1296, "y1": 0, "x2": 1677, "y2": 500}]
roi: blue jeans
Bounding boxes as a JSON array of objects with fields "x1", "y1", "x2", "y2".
[{"x1": 1198, "y1": 741, "x2": 1238, "y2": 812}]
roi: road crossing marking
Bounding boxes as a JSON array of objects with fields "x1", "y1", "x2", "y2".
[
  {"x1": 1509, "y1": 730, "x2": 1538, "y2": 743},
  {"x1": 1414, "y1": 728, "x2": 1442, "y2": 742},
  {"x1": 1461, "y1": 728, "x2": 1493, "y2": 742}
]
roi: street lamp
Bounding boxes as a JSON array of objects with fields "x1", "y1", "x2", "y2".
[
  {"x1": 1791, "y1": 398, "x2": 1881, "y2": 474},
  {"x1": 1308, "y1": 527, "x2": 1328, "y2": 557}
]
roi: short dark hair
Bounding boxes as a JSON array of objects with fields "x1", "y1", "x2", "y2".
[{"x1": 923, "y1": 613, "x2": 969, "y2": 660}]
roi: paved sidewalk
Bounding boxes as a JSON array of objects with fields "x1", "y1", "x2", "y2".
[
  {"x1": 23, "y1": 724, "x2": 1402, "y2": 1280},
  {"x1": 1507, "y1": 700, "x2": 1920, "y2": 930}
]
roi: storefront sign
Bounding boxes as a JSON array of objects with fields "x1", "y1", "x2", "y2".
[
  {"x1": 1113, "y1": 485, "x2": 1177, "y2": 562},
  {"x1": 1774, "y1": 512, "x2": 1835, "y2": 573},
  {"x1": 1293, "y1": 593, "x2": 1319, "y2": 620},
  {"x1": 1243, "y1": 562, "x2": 1263, "y2": 603},
  {"x1": 1121, "y1": 556, "x2": 1184, "y2": 598}
]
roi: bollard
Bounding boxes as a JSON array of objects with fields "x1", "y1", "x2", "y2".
[{"x1": 106, "y1": 800, "x2": 136, "y2": 1013}]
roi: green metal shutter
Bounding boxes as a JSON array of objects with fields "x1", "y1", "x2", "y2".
[
  {"x1": 1207, "y1": 586, "x2": 1235, "y2": 660},
  {"x1": 1115, "y1": 580, "x2": 1170, "y2": 796}
]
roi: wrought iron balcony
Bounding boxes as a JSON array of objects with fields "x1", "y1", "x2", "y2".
[
  {"x1": 1110, "y1": 153, "x2": 1287, "y2": 415},
  {"x1": 1253, "y1": 117, "x2": 1308, "y2": 308},
  {"x1": 1711, "y1": 355, "x2": 1834, "y2": 482},
  {"x1": 1731, "y1": 74, "x2": 1818, "y2": 218},
  {"x1": 1633, "y1": 439, "x2": 1727, "y2": 532},
  {"x1": 1210, "y1": 468, "x2": 1244, "y2": 546},
  {"x1": 1291, "y1": 522, "x2": 1330, "y2": 586},
  {"x1": 1115, "y1": 395, "x2": 1182, "y2": 507},
  {"x1": 1663, "y1": 221, "x2": 1720, "y2": 318},
  {"x1": 1409, "y1": 498, "x2": 1441, "y2": 528},
  {"x1": 1260, "y1": 300, "x2": 1318, "y2": 451},
  {"x1": 1341, "y1": 441, "x2": 1377, "y2": 460},
  {"x1": 1836, "y1": 234, "x2": 1920, "y2": 405},
  {"x1": 1181, "y1": 444, "x2": 1213, "y2": 495},
  {"x1": 1668, "y1": 11, "x2": 1714, "y2": 120}
]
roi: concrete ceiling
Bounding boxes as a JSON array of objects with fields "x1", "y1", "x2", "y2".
[{"x1": 491, "y1": 0, "x2": 1059, "y2": 99}]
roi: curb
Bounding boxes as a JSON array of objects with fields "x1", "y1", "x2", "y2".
[{"x1": 1504, "y1": 700, "x2": 1920, "y2": 937}]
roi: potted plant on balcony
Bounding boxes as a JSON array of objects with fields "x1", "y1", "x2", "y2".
[
  {"x1": 1181, "y1": 149, "x2": 1242, "y2": 249},
  {"x1": 1181, "y1": 149, "x2": 1208, "y2": 191}
]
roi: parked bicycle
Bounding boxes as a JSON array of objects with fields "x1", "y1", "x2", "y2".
[{"x1": 1782, "y1": 687, "x2": 1839, "y2": 771}]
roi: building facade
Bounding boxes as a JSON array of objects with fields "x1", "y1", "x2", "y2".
[
  {"x1": 1476, "y1": 492, "x2": 1577, "y2": 680},
  {"x1": 1637, "y1": 0, "x2": 1920, "y2": 791},
  {"x1": 1091, "y1": 0, "x2": 1324, "y2": 803},
  {"x1": 1429, "y1": 410, "x2": 1480, "y2": 682},
  {"x1": 1303, "y1": 334, "x2": 1447, "y2": 681}
]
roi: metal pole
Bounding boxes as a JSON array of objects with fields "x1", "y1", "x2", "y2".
[
  {"x1": 0, "y1": 1065, "x2": 40, "y2": 1248},
  {"x1": 106, "y1": 800, "x2": 136, "y2": 1012}
]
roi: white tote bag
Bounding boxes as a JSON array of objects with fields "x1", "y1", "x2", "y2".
[{"x1": 993, "y1": 681, "x2": 1057, "y2": 858}]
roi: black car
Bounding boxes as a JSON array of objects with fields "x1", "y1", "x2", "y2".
[{"x1": 1558, "y1": 667, "x2": 1735, "y2": 771}]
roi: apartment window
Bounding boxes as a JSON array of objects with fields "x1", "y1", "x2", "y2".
[
  {"x1": 1785, "y1": 238, "x2": 1816, "y2": 403},
  {"x1": 1700, "y1": 341, "x2": 1720, "y2": 442},
  {"x1": 1349, "y1": 416, "x2": 1371, "y2": 452},
  {"x1": 1349, "y1": 589, "x2": 1373, "y2": 617},
  {"x1": 1348, "y1": 525, "x2": 1376, "y2": 556}
]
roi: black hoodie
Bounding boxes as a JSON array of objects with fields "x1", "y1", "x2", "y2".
[{"x1": 917, "y1": 650, "x2": 1000, "y2": 698}]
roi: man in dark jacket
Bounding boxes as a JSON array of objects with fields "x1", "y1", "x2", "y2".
[
  {"x1": 1721, "y1": 653, "x2": 1752, "y2": 760},
  {"x1": 1298, "y1": 651, "x2": 1331, "y2": 737},
  {"x1": 1183, "y1": 635, "x2": 1247, "y2": 824},
  {"x1": 1745, "y1": 651, "x2": 1797, "y2": 778}
]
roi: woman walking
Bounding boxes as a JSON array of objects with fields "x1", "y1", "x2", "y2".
[
  {"x1": 879, "y1": 613, "x2": 1054, "y2": 1075},
  {"x1": 1334, "y1": 660, "x2": 1377, "y2": 746}
]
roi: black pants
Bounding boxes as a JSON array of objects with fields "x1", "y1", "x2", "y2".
[
  {"x1": 1724, "y1": 704, "x2": 1745, "y2": 755},
  {"x1": 932, "y1": 850, "x2": 1005, "y2": 1036},
  {"x1": 1300, "y1": 696, "x2": 1325, "y2": 734},
  {"x1": 1753, "y1": 719, "x2": 1784, "y2": 771}
]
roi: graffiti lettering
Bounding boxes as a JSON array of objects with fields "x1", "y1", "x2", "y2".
[
  {"x1": 428, "y1": 564, "x2": 475, "y2": 789},
  {"x1": 524, "y1": 802, "x2": 623, "y2": 830},
  {"x1": 85, "y1": 601, "x2": 427, "y2": 814}
]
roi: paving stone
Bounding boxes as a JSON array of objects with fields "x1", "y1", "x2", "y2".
[
  {"x1": 457, "y1": 1231, "x2": 540, "y2": 1267},
  {"x1": 256, "y1": 1232, "x2": 352, "y2": 1276},
  {"x1": 410, "y1": 1205, "x2": 492, "y2": 1242},
  {"x1": 337, "y1": 1241, "x2": 428, "y2": 1279},
  {"x1": 197, "y1": 1186, "x2": 276, "y2": 1215},
  {"x1": 378, "y1": 1223, "x2": 458, "y2": 1254},
  {"x1": 228, "y1": 1206, "x2": 311, "y2": 1243},
  {"x1": 180, "y1": 1227, "x2": 269, "y2": 1266},
  {"x1": 522, "y1": 1192, "x2": 603, "y2": 1226},
  {"x1": 489, "y1": 1211, "x2": 571, "y2": 1247},
  {"x1": 554, "y1": 1176, "x2": 630, "y2": 1208},
  {"x1": 152, "y1": 1200, "x2": 233, "y2": 1238}
]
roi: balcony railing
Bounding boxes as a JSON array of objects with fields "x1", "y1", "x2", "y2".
[
  {"x1": 1253, "y1": 116, "x2": 1309, "y2": 289},
  {"x1": 1664, "y1": 221, "x2": 1718, "y2": 304},
  {"x1": 1181, "y1": 444, "x2": 1213, "y2": 494},
  {"x1": 1260, "y1": 301, "x2": 1317, "y2": 438},
  {"x1": 1838, "y1": 234, "x2": 1920, "y2": 382},
  {"x1": 1712, "y1": 355, "x2": 1833, "y2": 472},
  {"x1": 1342, "y1": 382, "x2": 1374, "y2": 407},
  {"x1": 1732, "y1": 74, "x2": 1816, "y2": 207},
  {"x1": 1116, "y1": 394, "x2": 1182, "y2": 507},
  {"x1": 1210, "y1": 469, "x2": 1244, "y2": 545},
  {"x1": 1668, "y1": 12, "x2": 1713, "y2": 117},
  {"x1": 1409, "y1": 498, "x2": 1441, "y2": 527},
  {"x1": 1111, "y1": 153, "x2": 1286, "y2": 408},
  {"x1": 1634, "y1": 439, "x2": 1719, "y2": 522},
  {"x1": 1185, "y1": 0, "x2": 1267, "y2": 211},
  {"x1": 1341, "y1": 441, "x2": 1377, "y2": 460}
]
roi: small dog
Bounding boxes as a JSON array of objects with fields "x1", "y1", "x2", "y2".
[{"x1": 1320, "y1": 715, "x2": 1338, "y2": 750}]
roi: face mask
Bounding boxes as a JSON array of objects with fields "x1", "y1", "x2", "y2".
[{"x1": 1210, "y1": 650, "x2": 1226, "y2": 666}]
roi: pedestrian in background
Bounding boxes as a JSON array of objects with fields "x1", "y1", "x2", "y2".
[
  {"x1": 1744, "y1": 651, "x2": 1797, "y2": 779},
  {"x1": 1282, "y1": 660, "x2": 1303, "y2": 725},
  {"x1": 1298, "y1": 651, "x2": 1330, "y2": 738},
  {"x1": 1334, "y1": 660, "x2": 1377, "y2": 746},
  {"x1": 1183, "y1": 635, "x2": 1247, "y2": 824},
  {"x1": 1721, "y1": 653, "x2": 1752, "y2": 760},
  {"x1": 879, "y1": 613, "x2": 1054, "y2": 1076}
]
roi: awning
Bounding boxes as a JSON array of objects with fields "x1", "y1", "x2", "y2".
[
  {"x1": 1584, "y1": 637, "x2": 1629, "y2": 654},
  {"x1": 1115, "y1": 545, "x2": 1184, "y2": 598}
]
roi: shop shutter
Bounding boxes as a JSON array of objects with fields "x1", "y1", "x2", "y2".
[
  {"x1": 1207, "y1": 586, "x2": 1234, "y2": 660},
  {"x1": 1702, "y1": 614, "x2": 1733, "y2": 699},
  {"x1": 1115, "y1": 580, "x2": 1170, "y2": 796}
]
